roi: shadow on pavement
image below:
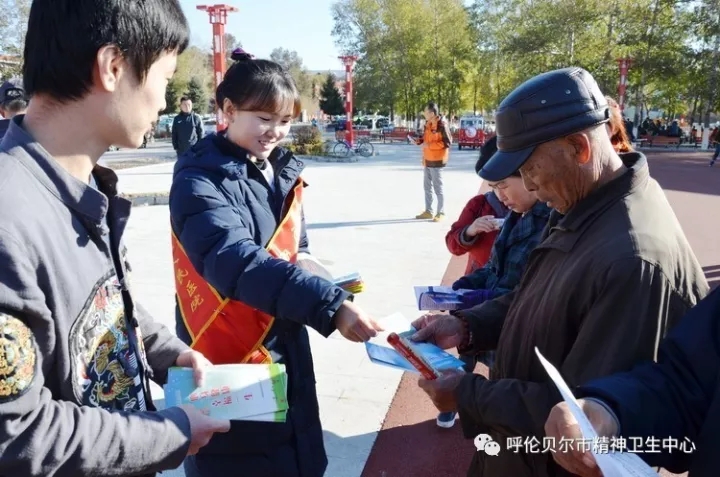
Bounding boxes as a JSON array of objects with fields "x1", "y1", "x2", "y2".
[{"x1": 307, "y1": 218, "x2": 430, "y2": 230}]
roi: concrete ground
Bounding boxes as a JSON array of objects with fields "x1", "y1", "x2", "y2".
[
  {"x1": 113, "y1": 142, "x2": 719, "y2": 477},
  {"x1": 99, "y1": 140, "x2": 176, "y2": 170}
]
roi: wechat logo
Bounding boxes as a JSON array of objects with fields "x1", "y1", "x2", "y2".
[{"x1": 474, "y1": 433, "x2": 501, "y2": 456}]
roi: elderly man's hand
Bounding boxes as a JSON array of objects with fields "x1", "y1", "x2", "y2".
[
  {"x1": 417, "y1": 369, "x2": 466, "y2": 412},
  {"x1": 410, "y1": 313, "x2": 466, "y2": 349},
  {"x1": 545, "y1": 400, "x2": 619, "y2": 477}
]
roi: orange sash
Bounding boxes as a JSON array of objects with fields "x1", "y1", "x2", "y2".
[{"x1": 172, "y1": 180, "x2": 304, "y2": 365}]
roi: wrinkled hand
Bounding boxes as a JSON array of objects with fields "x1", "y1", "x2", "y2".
[
  {"x1": 417, "y1": 369, "x2": 466, "y2": 412},
  {"x1": 459, "y1": 289, "x2": 493, "y2": 309},
  {"x1": 179, "y1": 405, "x2": 231, "y2": 456},
  {"x1": 545, "y1": 400, "x2": 619, "y2": 477},
  {"x1": 335, "y1": 301, "x2": 384, "y2": 342},
  {"x1": 467, "y1": 215, "x2": 499, "y2": 237},
  {"x1": 410, "y1": 313, "x2": 466, "y2": 350},
  {"x1": 175, "y1": 350, "x2": 212, "y2": 387}
]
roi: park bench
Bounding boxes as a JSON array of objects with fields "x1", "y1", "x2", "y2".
[
  {"x1": 355, "y1": 129, "x2": 371, "y2": 140},
  {"x1": 639, "y1": 135, "x2": 681, "y2": 148},
  {"x1": 335, "y1": 129, "x2": 373, "y2": 143},
  {"x1": 383, "y1": 127, "x2": 414, "y2": 143}
]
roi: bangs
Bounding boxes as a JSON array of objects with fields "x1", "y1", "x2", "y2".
[{"x1": 237, "y1": 78, "x2": 301, "y2": 118}]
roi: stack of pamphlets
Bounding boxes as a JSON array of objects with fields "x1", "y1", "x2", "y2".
[
  {"x1": 334, "y1": 272, "x2": 364, "y2": 294},
  {"x1": 164, "y1": 363, "x2": 289, "y2": 422},
  {"x1": 414, "y1": 286, "x2": 473, "y2": 310},
  {"x1": 364, "y1": 313, "x2": 465, "y2": 375},
  {"x1": 296, "y1": 253, "x2": 364, "y2": 293}
]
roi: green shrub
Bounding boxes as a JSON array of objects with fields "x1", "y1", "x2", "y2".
[
  {"x1": 287, "y1": 142, "x2": 326, "y2": 156},
  {"x1": 289, "y1": 126, "x2": 326, "y2": 156}
]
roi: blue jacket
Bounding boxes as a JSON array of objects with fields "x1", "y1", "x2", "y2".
[
  {"x1": 169, "y1": 134, "x2": 350, "y2": 477},
  {"x1": 578, "y1": 286, "x2": 720, "y2": 476}
]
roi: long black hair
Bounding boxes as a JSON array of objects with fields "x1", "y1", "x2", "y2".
[{"x1": 216, "y1": 49, "x2": 301, "y2": 118}]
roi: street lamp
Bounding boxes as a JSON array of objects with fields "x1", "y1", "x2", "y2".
[
  {"x1": 197, "y1": 4, "x2": 238, "y2": 132},
  {"x1": 338, "y1": 55, "x2": 357, "y2": 146}
]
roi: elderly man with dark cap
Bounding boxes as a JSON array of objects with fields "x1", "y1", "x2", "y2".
[
  {"x1": 0, "y1": 78, "x2": 28, "y2": 138},
  {"x1": 411, "y1": 67, "x2": 708, "y2": 477}
]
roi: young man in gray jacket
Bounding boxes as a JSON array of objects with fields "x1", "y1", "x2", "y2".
[{"x1": 0, "y1": 1, "x2": 229, "y2": 476}]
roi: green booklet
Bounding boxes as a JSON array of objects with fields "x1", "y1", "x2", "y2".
[{"x1": 164, "y1": 363, "x2": 288, "y2": 422}]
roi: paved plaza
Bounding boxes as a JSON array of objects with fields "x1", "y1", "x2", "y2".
[{"x1": 109, "y1": 142, "x2": 720, "y2": 477}]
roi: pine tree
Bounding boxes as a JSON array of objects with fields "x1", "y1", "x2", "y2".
[
  {"x1": 163, "y1": 79, "x2": 180, "y2": 114},
  {"x1": 319, "y1": 74, "x2": 345, "y2": 116},
  {"x1": 186, "y1": 76, "x2": 208, "y2": 113}
]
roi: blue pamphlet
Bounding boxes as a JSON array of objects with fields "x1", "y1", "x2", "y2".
[
  {"x1": 364, "y1": 313, "x2": 465, "y2": 375},
  {"x1": 414, "y1": 286, "x2": 473, "y2": 310}
]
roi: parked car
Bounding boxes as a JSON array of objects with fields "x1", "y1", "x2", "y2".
[{"x1": 203, "y1": 118, "x2": 217, "y2": 136}]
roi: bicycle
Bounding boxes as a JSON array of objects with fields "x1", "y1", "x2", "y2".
[{"x1": 332, "y1": 137, "x2": 374, "y2": 157}]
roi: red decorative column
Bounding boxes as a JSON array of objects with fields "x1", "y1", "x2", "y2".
[
  {"x1": 197, "y1": 4, "x2": 238, "y2": 132},
  {"x1": 339, "y1": 55, "x2": 357, "y2": 146}
]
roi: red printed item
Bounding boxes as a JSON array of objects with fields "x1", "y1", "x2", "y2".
[{"x1": 386, "y1": 332, "x2": 440, "y2": 380}]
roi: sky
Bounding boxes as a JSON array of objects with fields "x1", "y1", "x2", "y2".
[{"x1": 180, "y1": 0, "x2": 344, "y2": 71}]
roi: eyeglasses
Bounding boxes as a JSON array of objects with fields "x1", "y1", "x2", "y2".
[{"x1": 487, "y1": 181, "x2": 509, "y2": 191}]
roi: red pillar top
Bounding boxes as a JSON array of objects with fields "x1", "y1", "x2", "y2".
[{"x1": 197, "y1": 4, "x2": 238, "y2": 24}]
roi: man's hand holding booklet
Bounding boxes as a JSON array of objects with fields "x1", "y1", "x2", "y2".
[
  {"x1": 364, "y1": 312, "x2": 465, "y2": 379},
  {"x1": 164, "y1": 363, "x2": 289, "y2": 422}
]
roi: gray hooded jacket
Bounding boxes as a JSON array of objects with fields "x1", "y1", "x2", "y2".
[{"x1": 0, "y1": 117, "x2": 192, "y2": 476}]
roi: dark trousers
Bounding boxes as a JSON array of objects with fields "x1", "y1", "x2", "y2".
[{"x1": 711, "y1": 143, "x2": 720, "y2": 164}]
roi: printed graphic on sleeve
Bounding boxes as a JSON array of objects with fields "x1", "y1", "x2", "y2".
[
  {"x1": 0, "y1": 313, "x2": 36, "y2": 401},
  {"x1": 69, "y1": 273, "x2": 146, "y2": 412}
]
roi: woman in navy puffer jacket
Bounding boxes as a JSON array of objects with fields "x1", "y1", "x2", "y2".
[{"x1": 170, "y1": 49, "x2": 382, "y2": 477}]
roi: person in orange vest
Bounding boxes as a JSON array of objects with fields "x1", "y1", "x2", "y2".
[
  {"x1": 168, "y1": 49, "x2": 383, "y2": 477},
  {"x1": 413, "y1": 101, "x2": 453, "y2": 221}
]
